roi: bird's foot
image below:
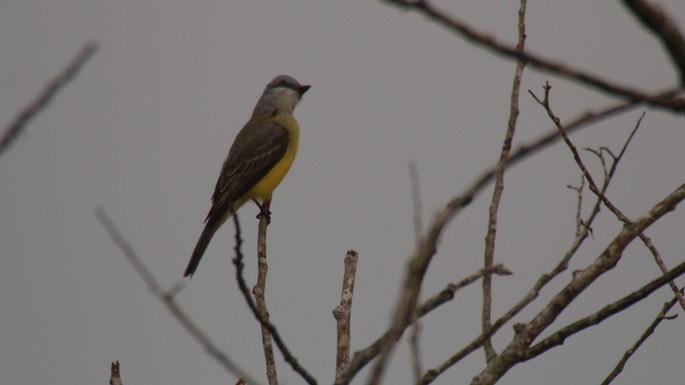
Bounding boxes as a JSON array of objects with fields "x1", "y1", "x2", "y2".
[
  {"x1": 256, "y1": 209, "x2": 271, "y2": 224},
  {"x1": 253, "y1": 200, "x2": 272, "y2": 224}
]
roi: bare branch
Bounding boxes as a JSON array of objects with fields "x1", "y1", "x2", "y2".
[
  {"x1": 337, "y1": 264, "x2": 511, "y2": 385},
  {"x1": 589, "y1": 114, "x2": 685, "y2": 310},
  {"x1": 380, "y1": 0, "x2": 685, "y2": 111},
  {"x1": 1, "y1": 41, "x2": 98, "y2": 156},
  {"x1": 375, "y1": 96, "x2": 661, "y2": 384},
  {"x1": 533, "y1": 92, "x2": 685, "y2": 309},
  {"x1": 482, "y1": 0, "x2": 528, "y2": 362},
  {"x1": 334, "y1": 250, "x2": 359, "y2": 383},
  {"x1": 231, "y1": 214, "x2": 318, "y2": 385},
  {"x1": 423, "y1": 109, "x2": 642, "y2": 382},
  {"x1": 525, "y1": 260, "x2": 685, "y2": 360},
  {"x1": 339, "y1": 87, "x2": 677, "y2": 385},
  {"x1": 468, "y1": 87, "x2": 679, "y2": 209},
  {"x1": 584, "y1": 147, "x2": 610, "y2": 180},
  {"x1": 529, "y1": 83, "x2": 632, "y2": 220},
  {"x1": 109, "y1": 361, "x2": 122, "y2": 385},
  {"x1": 365, "y1": 193, "x2": 476, "y2": 385},
  {"x1": 622, "y1": 0, "x2": 685, "y2": 86},
  {"x1": 409, "y1": 307, "x2": 424, "y2": 385},
  {"x1": 252, "y1": 200, "x2": 278, "y2": 385},
  {"x1": 601, "y1": 290, "x2": 683, "y2": 385},
  {"x1": 345, "y1": 95, "x2": 651, "y2": 382},
  {"x1": 409, "y1": 161, "x2": 424, "y2": 249},
  {"x1": 638, "y1": 233, "x2": 685, "y2": 310},
  {"x1": 408, "y1": 161, "x2": 425, "y2": 382},
  {"x1": 566, "y1": 176, "x2": 586, "y2": 237},
  {"x1": 420, "y1": 264, "x2": 512, "y2": 316},
  {"x1": 470, "y1": 181, "x2": 685, "y2": 384},
  {"x1": 94, "y1": 207, "x2": 260, "y2": 385}
]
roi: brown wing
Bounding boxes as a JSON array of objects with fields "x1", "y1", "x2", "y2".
[{"x1": 205, "y1": 120, "x2": 290, "y2": 222}]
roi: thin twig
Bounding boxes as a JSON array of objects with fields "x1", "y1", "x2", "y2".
[
  {"x1": 408, "y1": 161, "x2": 424, "y2": 382},
  {"x1": 529, "y1": 84, "x2": 625, "y2": 219},
  {"x1": 409, "y1": 308, "x2": 424, "y2": 385},
  {"x1": 365, "y1": 195, "x2": 475, "y2": 385},
  {"x1": 584, "y1": 147, "x2": 610, "y2": 180},
  {"x1": 253, "y1": 200, "x2": 278, "y2": 385},
  {"x1": 429, "y1": 91, "x2": 679, "y2": 385},
  {"x1": 470, "y1": 181, "x2": 685, "y2": 384},
  {"x1": 1, "y1": 41, "x2": 98, "y2": 156},
  {"x1": 566, "y1": 176, "x2": 586, "y2": 238},
  {"x1": 524, "y1": 261, "x2": 685, "y2": 360},
  {"x1": 482, "y1": 0, "x2": 528, "y2": 362},
  {"x1": 419, "y1": 264, "x2": 512, "y2": 316},
  {"x1": 584, "y1": 115, "x2": 685, "y2": 311},
  {"x1": 469, "y1": 88, "x2": 685, "y2": 384},
  {"x1": 381, "y1": 0, "x2": 685, "y2": 111},
  {"x1": 333, "y1": 250, "x2": 359, "y2": 383},
  {"x1": 94, "y1": 207, "x2": 260, "y2": 385},
  {"x1": 338, "y1": 88, "x2": 678, "y2": 385},
  {"x1": 416, "y1": 98, "x2": 666, "y2": 384},
  {"x1": 592, "y1": 115, "x2": 685, "y2": 310},
  {"x1": 465, "y1": 87, "x2": 679, "y2": 214},
  {"x1": 364, "y1": 67, "x2": 557, "y2": 380},
  {"x1": 638, "y1": 233, "x2": 685, "y2": 310},
  {"x1": 231, "y1": 214, "x2": 318, "y2": 385},
  {"x1": 342, "y1": 94, "x2": 652, "y2": 384},
  {"x1": 533, "y1": 90, "x2": 685, "y2": 309},
  {"x1": 601, "y1": 290, "x2": 683, "y2": 385},
  {"x1": 409, "y1": 161, "x2": 424, "y2": 249},
  {"x1": 423, "y1": 113, "x2": 638, "y2": 382},
  {"x1": 337, "y1": 264, "x2": 511, "y2": 385},
  {"x1": 530, "y1": 84, "x2": 632, "y2": 222}
]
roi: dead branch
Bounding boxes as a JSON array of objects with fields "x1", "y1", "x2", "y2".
[
  {"x1": 482, "y1": 0, "x2": 528, "y2": 362},
  {"x1": 380, "y1": 0, "x2": 685, "y2": 112},
  {"x1": 622, "y1": 0, "x2": 685, "y2": 86},
  {"x1": 230, "y1": 214, "x2": 318, "y2": 385},
  {"x1": 333, "y1": 250, "x2": 359, "y2": 383},
  {"x1": 1, "y1": 41, "x2": 98, "y2": 156},
  {"x1": 601, "y1": 289, "x2": 683, "y2": 385}
]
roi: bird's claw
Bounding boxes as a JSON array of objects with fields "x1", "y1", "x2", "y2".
[
  {"x1": 256, "y1": 209, "x2": 271, "y2": 224},
  {"x1": 253, "y1": 199, "x2": 272, "y2": 224}
]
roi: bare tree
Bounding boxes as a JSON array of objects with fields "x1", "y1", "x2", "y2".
[{"x1": 88, "y1": 1, "x2": 685, "y2": 384}]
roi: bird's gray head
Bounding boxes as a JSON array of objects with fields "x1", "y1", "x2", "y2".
[{"x1": 253, "y1": 75, "x2": 310, "y2": 117}]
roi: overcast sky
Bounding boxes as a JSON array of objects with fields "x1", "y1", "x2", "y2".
[{"x1": 2, "y1": 1, "x2": 685, "y2": 384}]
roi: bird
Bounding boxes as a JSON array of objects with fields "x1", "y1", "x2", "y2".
[{"x1": 184, "y1": 75, "x2": 310, "y2": 277}]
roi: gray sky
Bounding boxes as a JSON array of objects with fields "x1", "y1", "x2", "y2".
[{"x1": 2, "y1": 1, "x2": 684, "y2": 384}]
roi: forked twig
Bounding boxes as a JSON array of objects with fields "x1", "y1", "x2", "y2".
[
  {"x1": 601, "y1": 289, "x2": 683, "y2": 385},
  {"x1": 231, "y1": 213, "x2": 318, "y2": 385},
  {"x1": 481, "y1": 0, "x2": 528, "y2": 362}
]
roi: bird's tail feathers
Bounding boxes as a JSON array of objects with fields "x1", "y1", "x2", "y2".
[{"x1": 184, "y1": 218, "x2": 221, "y2": 278}]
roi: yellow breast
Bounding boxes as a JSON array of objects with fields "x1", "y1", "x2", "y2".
[{"x1": 246, "y1": 115, "x2": 299, "y2": 201}]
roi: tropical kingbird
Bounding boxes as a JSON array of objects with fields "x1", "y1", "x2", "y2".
[{"x1": 184, "y1": 75, "x2": 310, "y2": 277}]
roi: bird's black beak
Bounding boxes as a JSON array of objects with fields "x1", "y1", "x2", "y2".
[{"x1": 297, "y1": 85, "x2": 311, "y2": 97}]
